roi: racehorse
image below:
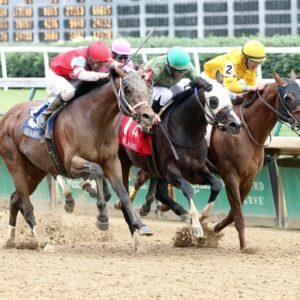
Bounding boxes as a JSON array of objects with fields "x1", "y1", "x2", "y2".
[
  {"x1": 0, "y1": 67, "x2": 155, "y2": 252},
  {"x1": 129, "y1": 71, "x2": 300, "y2": 251},
  {"x1": 117, "y1": 76, "x2": 242, "y2": 237}
]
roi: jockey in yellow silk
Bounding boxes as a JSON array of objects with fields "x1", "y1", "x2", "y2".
[{"x1": 203, "y1": 40, "x2": 267, "y2": 101}]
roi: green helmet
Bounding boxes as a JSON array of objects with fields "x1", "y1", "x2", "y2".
[{"x1": 166, "y1": 47, "x2": 191, "y2": 70}]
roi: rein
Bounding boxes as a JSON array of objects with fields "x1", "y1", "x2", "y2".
[
  {"x1": 163, "y1": 88, "x2": 207, "y2": 149},
  {"x1": 240, "y1": 91, "x2": 271, "y2": 147},
  {"x1": 240, "y1": 86, "x2": 300, "y2": 146}
]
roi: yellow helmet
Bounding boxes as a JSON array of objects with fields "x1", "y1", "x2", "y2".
[{"x1": 242, "y1": 40, "x2": 266, "y2": 62}]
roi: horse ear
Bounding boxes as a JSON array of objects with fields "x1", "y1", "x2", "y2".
[
  {"x1": 273, "y1": 71, "x2": 287, "y2": 86},
  {"x1": 290, "y1": 69, "x2": 297, "y2": 80}
]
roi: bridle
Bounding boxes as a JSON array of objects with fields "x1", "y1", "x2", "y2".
[
  {"x1": 240, "y1": 82, "x2": 300, "y2": 146},
  {"x1": 110, "y1": 75, "x2": 151, "y2": 122},
  {"x1": 163, "y1": 87, "x2": 233, "y2": 148}
]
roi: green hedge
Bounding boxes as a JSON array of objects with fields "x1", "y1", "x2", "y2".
[{"x1": 1, "y1": 35, "x2": 300, "y2": 78}]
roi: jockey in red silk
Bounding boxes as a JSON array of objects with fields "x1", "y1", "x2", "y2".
[{"x1": 37, "y1": 41, "x2": 111, "y2": 128}]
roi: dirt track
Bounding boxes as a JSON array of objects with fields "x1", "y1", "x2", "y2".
[{"x1": 0, "y1": 201, "x2": 300, "y2": 300}]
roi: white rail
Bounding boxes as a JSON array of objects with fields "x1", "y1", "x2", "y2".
[{"x1": 1, "y1": 46, "x2": 300, "y2": 88}]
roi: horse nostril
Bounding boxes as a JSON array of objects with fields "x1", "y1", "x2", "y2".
[{"x1": 142, "y1": 113, "x2": 153, "y2": 121}]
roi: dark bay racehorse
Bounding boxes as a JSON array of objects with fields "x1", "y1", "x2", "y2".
[
  {"x1": 131, "y1": 71, "x2": 300, "y2": 251},
  {"x1": 0, "y1": 67, "x2": 155, "y2": 252},
  {"x1": 118, "y1": 77, "x2": 242, "y2": 237}
]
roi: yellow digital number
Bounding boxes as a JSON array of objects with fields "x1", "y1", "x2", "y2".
[
  {"x1": 14, "y1": 20, "x2": 33, "y2": 29},
  {"x1": 91, "y1": 5, "x2": 112, "y2": 16},
  {"x1": 91, "y1": 31, "x2": 112, "y2": 39},
  {"x1": 0, "y1": 32, "x2": 8, "y2": 42},
  {"x1": 42, "y1": 31, "x2": 59, "y2": 41},
  {"x1": 91, "y1": 18, "x2": 112, "y2": 28},
  {"x1": 64, "y1": 6, "x2": 85, "y2": 17},
  {"x1": 13, "y1": 7, "x2": 33, "y2": 17},
  {"x1": 0, "y1": 8, "x2": 8, "y2": 17},
  {"x1": 65, "y1": 31, "x2": 85, "y2": 40},
  {"x1": 0, "y1": 20, "x2": 8, "y2": 30},
  {"x1": 67, "y1": 18, "x2": 85, "y2": 29},
  {"x1": 14, "y1": 31, "x2": 33, "y2": 42},
  {"x1": 40, "y1": 7, "x2": 59, "y2": 17},
  {"x1": 43, "y1": 19, "x2": 59, "y2": 29}
]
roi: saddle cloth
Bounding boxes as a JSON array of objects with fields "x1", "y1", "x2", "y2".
[
  {"x1": 119, "y1": 116, "x2": 152, "y2": 155},
  {"x1": 23, "y1": 102, "x2": 49, "y2": 139}
]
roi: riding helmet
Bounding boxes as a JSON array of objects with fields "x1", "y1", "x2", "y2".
[
  {"x1": 87, "y1": 41, "x2": 110, "y2": 63},
  {"x1": 166, "y1": 47, "x2": 191, "y2": 70},
  {"x1": 242, "y1": 40, "x2": 266, "y2": 62}
]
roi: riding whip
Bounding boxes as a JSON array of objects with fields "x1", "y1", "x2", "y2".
[{"x1": 123, "y1": 29, "x2": 155, "y2": 68}]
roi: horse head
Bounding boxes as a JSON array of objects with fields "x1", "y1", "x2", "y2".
[
  {"x1": 193, "y1": 75, "x2": 242, "y2": 135},
  {"x1": 112, "y1": 67, "x2": 155, "y2": 131},
  {"x1": 273, "y1": 70, "x2": 300, "y2": 131}
]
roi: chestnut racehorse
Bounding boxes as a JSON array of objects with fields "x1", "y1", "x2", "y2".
[{"x1": 0, "y1": 67, "x2": 155, "y2": 252}]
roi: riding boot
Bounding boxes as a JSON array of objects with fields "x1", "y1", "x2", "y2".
[
  {"x1": 38, "y1": 94, "x2": 65, "y2": 128},
  {"x1": 151, "y1": 99, "x2": 163, "y2": 114}
]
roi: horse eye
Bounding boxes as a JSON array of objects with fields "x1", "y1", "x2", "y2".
[
  {"x1": 284, "y1": 93, "x2": 295, "y2": 105},
  {"x1": 124, "y1": 86, "x2": 134, "y2": 96},
  {"x1": 209, "y1": 96, "x2": 219, "y2": 109}
]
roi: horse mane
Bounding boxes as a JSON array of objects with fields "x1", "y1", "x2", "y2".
[{"x1": 73, "y1": 67, "x2": 117, "y2": 99}]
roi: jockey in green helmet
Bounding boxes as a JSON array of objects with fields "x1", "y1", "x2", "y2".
[{"x1": 143, "y1": 46, "x2": 198, "y2": 113}]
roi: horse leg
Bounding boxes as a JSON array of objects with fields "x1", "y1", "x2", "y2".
[
  {"x1": 103, "y1": 157, "x2": 153, "y2": 252},
  {"x1": 55, "y1": 175, "x2": 75, "y2": 213},
  {"x1": 167, "y1": 174, "x2": 203, "y2": 237},
  {"x1": 199, "y1": 172, "x2": 222, "y2": 222},
  {"x1": 213, "y1": 175, "x2": 248, "y2": 250},
  {"x1": 4, "y1": 154, "x2": 47, "y2": 248},
  {"x1": 139, "y1": 177, "x2": 157, "y2": 216},
  {"x1": 155, "y1": 179, "x2": 190, "y2": 223},
  {"x1": 70, "y1": 156, "x2": 108, "y2": 231}
]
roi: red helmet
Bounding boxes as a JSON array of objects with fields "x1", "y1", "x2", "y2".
[{"x1": 87, "y1": 41, "x2": 110, "y2": 63}]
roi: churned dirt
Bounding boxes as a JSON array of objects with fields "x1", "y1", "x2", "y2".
[{"x1": 0, "y1": 200, "x2": 299, "y2": 300}]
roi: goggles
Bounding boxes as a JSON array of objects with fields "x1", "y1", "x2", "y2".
[
  {"x1": 88, "y1": 59, "x2": 108, "y2": 69},
  {"x1": 167, "y1": 65, "x2": 188, "y2": 77},
  {"x1": 112, "y1": 52, "x2": 130, "y2": 62}
]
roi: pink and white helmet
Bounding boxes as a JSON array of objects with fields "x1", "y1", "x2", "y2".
[{"x1": 111, "y1": 38, "x2": 131, "y2": 55}]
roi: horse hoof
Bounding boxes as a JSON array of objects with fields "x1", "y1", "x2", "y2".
[
  {"x1": 138, "y1": 226, "x2": 154, "y2": 236},
  {"x1": 3, "y1": 239, "x2": 15, "y2": 249},
  {"x1": 139, "y1": 205, "x2": 151, "y2": 216},
  {"x1": 88, "y1": 188, "x2": 97, "y2": 198},
  {"x1": 156, "y1": 204, "x2": 170, "y2": 212},
  {"x1": 64, "y1": 202, "x2": 75, "y2": 213},
  {"x1": 192, "y1": 227, "x2": 204, "y2": 238},
  {"x1": 114, "y1": 201, "x2": 122, "y2": 210},
  {"x1": 179, "y1": 213, "x2": 191, "y2": 223},
  {"x1": 96, "y1": 220, "x2": 109, "y2": 231}
]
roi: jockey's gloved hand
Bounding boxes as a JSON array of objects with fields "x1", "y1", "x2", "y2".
[{"x1": 190, "y1": 77, "x2": 213, "y2": 92}]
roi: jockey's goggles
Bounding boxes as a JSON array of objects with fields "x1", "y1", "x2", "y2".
[
  {"x1": 246, "y1": 57, "x2": 265, "y2": 68},
  {"x1": 88, "y1": 59, "x2": 108, "y2": 69},
  {"x1": 112, "y1": 52, "x2": 130, "y2": 62},
  {"x1": 167, "y1": 65, "x2": 188, "y2": 76}
]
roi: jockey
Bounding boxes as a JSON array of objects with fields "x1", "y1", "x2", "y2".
[
  {"x1": 111, "y1": 37, "x2": 134, "y2": 69},
  {"x1": 203, "y1": 39, "x2": 266, "y2": 102},
  {"x1": 142, "y1": 46, "x2": 199, "y2": 113},
  {"x1": 37, "y1": 41, "x2": 111, "y2": 127}
]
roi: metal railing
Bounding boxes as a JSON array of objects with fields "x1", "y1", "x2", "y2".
[{"x1": 1, "y1": 46, "x2": 300, "y2": 88}]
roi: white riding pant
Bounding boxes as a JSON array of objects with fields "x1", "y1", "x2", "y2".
[
  {"x1": 151, "y1": 78, "x2": 190, "y2": 106},
  {"x1": 46, "y1": 69, "x2": 75, "y2": 102}
]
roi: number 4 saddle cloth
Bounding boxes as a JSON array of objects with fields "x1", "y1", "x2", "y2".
[{"x1": 119, "y1": 116, "x2": 153, "y2": 156}]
